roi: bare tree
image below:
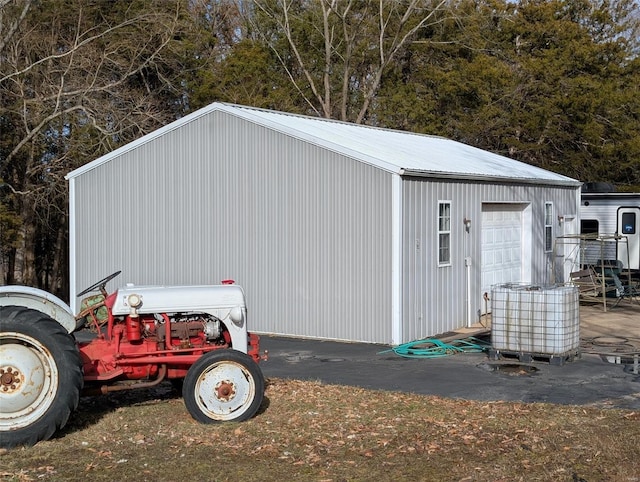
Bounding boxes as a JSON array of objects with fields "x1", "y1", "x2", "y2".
[
  {"x1": 0, "y1": 0, "x2": 187, "y2": 294},
  {"x1": 244, "y1": 0, "x2": 450, "y2": 122},
  {"x1": 0, "y1": 0, "x2": 31, "y2": 53}
]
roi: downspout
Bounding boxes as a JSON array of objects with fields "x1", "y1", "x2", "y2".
[
  {"x1": 463, "y1": 217, "x2": 472, "y2": 327},
  {"x1": 466, "y1": 257, "x2": 472, "y2": 327}
]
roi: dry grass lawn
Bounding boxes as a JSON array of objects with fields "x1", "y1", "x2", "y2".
[{"x1": 1, "y1": 378, "x2": 639, "y2": 481}]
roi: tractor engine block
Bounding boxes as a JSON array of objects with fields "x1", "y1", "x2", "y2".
[
  {"x1": 147, "y1": 314, "x2": 221, "y2": 343},
  {"x1": 79, "y1": 313, "x2": 228, "y2": 381}
]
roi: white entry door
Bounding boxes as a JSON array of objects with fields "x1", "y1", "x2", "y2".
[
  {"x1": 481, "y1": 204, "x2": 523, "y2": 313},
  {"x1": 618, "y1": 207, "x2": 640, "y2": 270}
]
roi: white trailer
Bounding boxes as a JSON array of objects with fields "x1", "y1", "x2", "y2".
[{"x1": 580, "y1": 191, "x2": 640, "y2": 271}]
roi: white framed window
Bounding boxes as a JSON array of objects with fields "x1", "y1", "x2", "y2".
[
  {"x1": 544, "y1": 202, "x2": 553, "y2": 252},
  {"x1": 438, "y1": 201, "x2": 451, "y2": 266}
]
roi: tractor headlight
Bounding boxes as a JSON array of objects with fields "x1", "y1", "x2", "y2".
[
  {"x1": 127, "y1": 293, "x2": 142, "y2": 308},
  {"x1": 229, "y1": 306, "x2": 244, "y2": 327}
]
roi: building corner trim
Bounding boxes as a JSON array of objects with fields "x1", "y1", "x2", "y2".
[{"x1": 391, "y1": 174, "x2": 402, "y2": 345}]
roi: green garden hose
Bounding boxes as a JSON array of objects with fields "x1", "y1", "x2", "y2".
[{"x1": 380, "y1": 336, "x2": 491, "y2": 359}]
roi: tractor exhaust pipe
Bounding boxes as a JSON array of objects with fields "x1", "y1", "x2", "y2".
[{"x1": 82, "y1": 364, "x2": 167, "y2": 396}]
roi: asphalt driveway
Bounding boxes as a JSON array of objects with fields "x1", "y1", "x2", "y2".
[{"x1": 258, "y1": 304, "x2": 640, "y2": 410}]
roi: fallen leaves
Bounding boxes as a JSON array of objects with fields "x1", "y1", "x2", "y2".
[{"x1": 1, "y1": 378, "x2": 638, "y2": 481}]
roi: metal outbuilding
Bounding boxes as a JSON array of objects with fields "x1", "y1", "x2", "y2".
[{"x1": 66, "y1": 102, "x2": 581, "y2": 344}]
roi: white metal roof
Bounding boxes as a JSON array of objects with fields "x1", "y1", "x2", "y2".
[{"x1": 67, "y1": 102, "x2": 580, "y2": 186}]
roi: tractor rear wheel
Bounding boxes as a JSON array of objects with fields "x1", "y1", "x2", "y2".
[
  {"x1": 0, "y1": 306, "x2": 83, "y2": 448},
  {"x1": 182, "y1": 349, "x2": 264, "y2": 423}
]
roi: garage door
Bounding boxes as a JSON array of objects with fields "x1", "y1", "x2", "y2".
[{"x1": 481, "y1": 204, "x2": 523, "y2": 313}]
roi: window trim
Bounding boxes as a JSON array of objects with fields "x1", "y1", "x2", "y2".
[
  {"x1": 438, "y1": 201, "x2": 452, "y2": 267},
  {"x1": 544, "y1": 202, "x2": 553, "y2": 253}
]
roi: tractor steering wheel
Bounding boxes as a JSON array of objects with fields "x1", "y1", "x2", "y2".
[{"x1": 77, "y1": 270, "x2": 122, "y2": 297}]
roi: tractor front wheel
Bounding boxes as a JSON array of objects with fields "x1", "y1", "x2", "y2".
[
  {"x1": 182, "y1": 350, "x2": 264, "y2": 423},
  {"x1": 0, "y1": 306, "x2": 83, "y2": 448}
]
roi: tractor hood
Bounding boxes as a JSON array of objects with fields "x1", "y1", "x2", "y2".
[{"x1": 111, "y1": 284, "x2": 247, "y2": 316}]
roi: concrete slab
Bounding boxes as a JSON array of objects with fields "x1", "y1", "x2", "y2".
[
  {"x1": 579, "y1": 302, "x2": 640, "y2": 341},
  {"x1": 259, "y1": 303, "x2": 640, "y2": 410}
]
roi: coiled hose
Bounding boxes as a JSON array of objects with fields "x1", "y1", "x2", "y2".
[{"x1": 379, "y1": 336, "x2": 491, "y2": 359}]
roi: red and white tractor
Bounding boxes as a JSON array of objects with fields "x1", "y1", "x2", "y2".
[{"x1": 0, "y1": 271, "x2": 265, "y2": 448}]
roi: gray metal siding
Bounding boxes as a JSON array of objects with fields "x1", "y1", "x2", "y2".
[
  {"x1": 401, "y1": 179, "x2": 579, "y2": 342},
  {"x1": 70, "y1": 105, "x2": 580, "y2": 345},
  {"x1": 73, "y1": 111, "x2": 394, "y2": 343}
]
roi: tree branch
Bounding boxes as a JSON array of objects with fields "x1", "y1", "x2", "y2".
[{"x1": 0, "y1": 0, "x2": 32, "y2": 53}]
